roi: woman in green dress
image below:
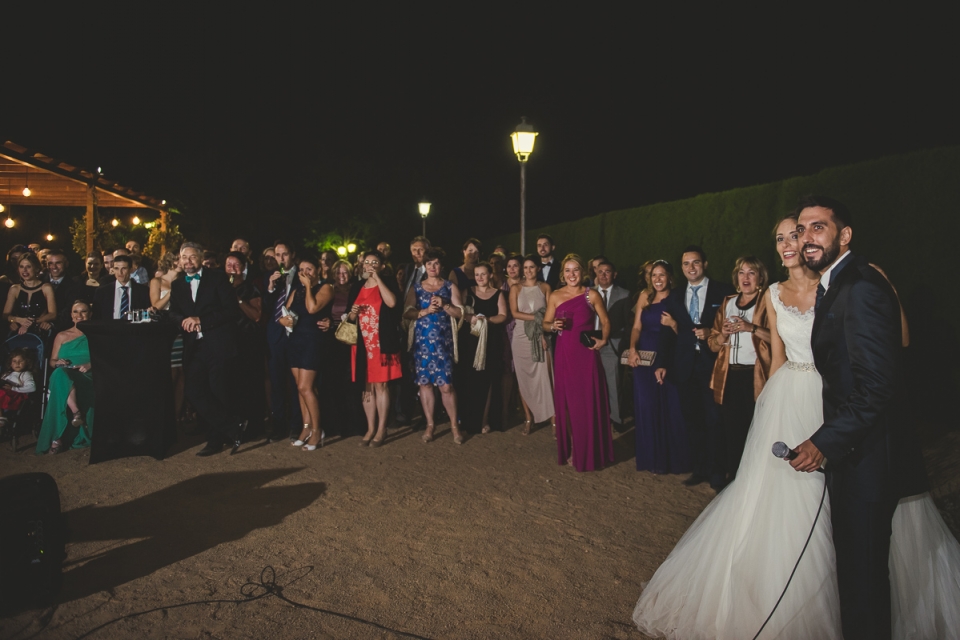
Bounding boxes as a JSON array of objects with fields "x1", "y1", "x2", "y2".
[{"x1": 36, "y1": 300, "x2": 95, "y2": 454}]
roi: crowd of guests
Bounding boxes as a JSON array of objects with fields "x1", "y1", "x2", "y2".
[{"x1": 0, "y1": 227, "x2": 879, "y2": 487}]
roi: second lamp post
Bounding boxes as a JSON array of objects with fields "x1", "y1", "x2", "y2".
[{"x1": 510, "y1": 117, "x2": 538, "y2": 254}]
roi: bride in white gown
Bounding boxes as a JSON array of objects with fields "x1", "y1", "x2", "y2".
[{"x1": 632, "y1": 217, "x2": 960, "y2": 640}]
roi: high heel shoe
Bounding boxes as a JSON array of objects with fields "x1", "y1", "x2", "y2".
[
  {"x1": 521, "y1": 420, "x2": 532, "y2": 436},
  {"x1": 451, "y1": 427, "x2": 465, "y2": 445},
  {"x1": 421, "y1": 424, "x2": 435, "y2": 443},
  {"x1": 303, "y1": 431, "x2": 322, "y2": 451},
  {"x1": 70, "y1": 411, "x2": 86, "y2": 427},
  {"x1": 292, "y1": 425, "x2": 312, "y2": 447}
]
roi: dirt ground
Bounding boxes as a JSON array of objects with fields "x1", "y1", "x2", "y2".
[{"x1": 1, "y1": 418, "x2": 958, "y2": 640}]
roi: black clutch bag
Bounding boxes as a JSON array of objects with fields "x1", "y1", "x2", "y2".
[{"x1": 580, "y1": 330, "x2": 602, "y2": 348}]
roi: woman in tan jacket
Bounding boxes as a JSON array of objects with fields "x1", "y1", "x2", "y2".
[{"x1": 708, "y1": 256, "x2": 771, "y2": 483}]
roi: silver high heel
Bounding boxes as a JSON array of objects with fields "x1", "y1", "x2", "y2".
[
  {"x1": 292, "y1": 425, "x2": 312, "y2": 447},
  {"x1": 303, "y1": 430, "x2": 324, "y2": 452}
]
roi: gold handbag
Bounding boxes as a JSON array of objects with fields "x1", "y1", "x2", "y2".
[{"x1": 335, "y1": 320, "x2": 358, "y2": 345}]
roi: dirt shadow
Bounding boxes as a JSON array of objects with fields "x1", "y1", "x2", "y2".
[{"x1": 59, "y1": 468, "x2": 324, "y2": 603}]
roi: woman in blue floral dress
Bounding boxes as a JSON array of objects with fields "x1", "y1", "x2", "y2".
[{"x1": 403, "y1": 248, "x2": 465, "y2": 444}]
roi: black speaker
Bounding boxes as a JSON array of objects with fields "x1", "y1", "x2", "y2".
[{"x1": 0, "y1": 472, "x2": 64, "y2": 610}]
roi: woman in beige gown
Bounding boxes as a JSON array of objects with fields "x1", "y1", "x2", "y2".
[{"x1": 510, "y1": 256, "x2": 555, "y2": 434}]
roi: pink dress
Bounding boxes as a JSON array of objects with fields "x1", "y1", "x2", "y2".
[{"x1": 553, "y1": 292, "x2": 614, "y2": 471}]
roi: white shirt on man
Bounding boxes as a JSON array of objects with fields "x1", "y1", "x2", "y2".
[
  {"x1": 819, "y1": 250, "x2": 850, "y2": 292},
  {"x1": 595, "y1": 285, "x2": 613, "y2": 330},
  {"x1": 541, "y1": 260, "x2": 554, "y2": 282},
  {"x1": 112, "y1": 279, "x2": 133, "y2": 319}
]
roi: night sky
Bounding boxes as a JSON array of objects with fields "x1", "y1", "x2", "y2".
[{"x1": 3, "y1": 10, "x2": 957, "y2": 258}]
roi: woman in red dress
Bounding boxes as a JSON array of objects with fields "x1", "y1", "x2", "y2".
[{"x1": 346, "y1": 250, "x2": 403, "y2": 447}]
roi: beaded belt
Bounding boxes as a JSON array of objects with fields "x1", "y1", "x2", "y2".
[{"x1": 785, "y1": 361, "x2": 817, "y2": 372}]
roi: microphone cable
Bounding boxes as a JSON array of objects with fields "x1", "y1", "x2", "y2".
[{"x1": 751, "y1": 479, "x2": 827, "y2": 640}]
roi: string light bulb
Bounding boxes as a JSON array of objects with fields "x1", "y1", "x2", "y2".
[
  {"x1": 347, "y1": 243, "x2": 357, "y2": 253},
  {"x1": 336, "y1": 246, "x2": 348, "y2": 256},
  {"x1": 0, "y1": 203, "x2": 5, "y2": 213},
  {"x1": 132, "y1": 216, "x2": 141, "y2": 225},
  {"x1": 46, "y1": 233, "x2": 54, "y2": 242},
  {"x1": 22, "y1": 167, "x2": 31, "y2": 197},
  {"x1": 111, "y1": 218, "x2": 120, "y2": 227},
  {"x1": 4, "y1": 217, "x2": 14, "y2": 229},
  {"x1": 22, "y1": 186, "x2": 31, "y2": 197}
]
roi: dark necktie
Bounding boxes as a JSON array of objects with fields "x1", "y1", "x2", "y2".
[
  {"x1": 273, "y1": 276, "x2": 286, "y2": 323},
  {"x1": 815, "y1": 283, "x2": 826, "y2": 311},
  {"x1": 120, "y1": 286, "x2": 130, "y2": 317}
]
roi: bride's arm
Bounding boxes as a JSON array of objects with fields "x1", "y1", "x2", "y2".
[{"x1": 766, "y1": 288, "x2": 787, "y2": 376}]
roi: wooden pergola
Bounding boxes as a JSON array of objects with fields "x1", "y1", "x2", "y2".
[{"x1": 0, "y1": 141, "x2": 172, "y2": 254}]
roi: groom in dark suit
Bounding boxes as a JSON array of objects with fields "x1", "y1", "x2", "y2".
[
  {"x1": 655, "y1": 246, "x2": 734, "y2": 490},
  {"x1": 790, "y1": 196, "x2": 927, "y2": 640},
  {"x1": 169, "y1": 242, "x2": 245, "y2": 456}
]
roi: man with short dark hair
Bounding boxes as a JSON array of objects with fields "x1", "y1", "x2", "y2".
[
  {"x1": 102, "y1": 249, "x2": 115, "y2": 277},
  {"x1": 655, "y1": 245, "x2": 733, "y2": 490},
  {"x1": 593, "y1": 261, "x2": 630, "y2": 431},
  {"x1": 536, "y1": 234, "x2": 560, "y2": 289},
  {"x1": 230, "y1": 238, "x2": 259, "y2": 280},
  {"x1": 45, "y1": 249, "x2": 85, "y2": 332},
  {"x1": 169, "y1": 242, "x2": 245, "y2": 456},
  {"x1": 92, "y1": 254, "x2": 149, "y2": 320},
  {"x1": 792, "y1": 196, "x2": 926, "y2": 640},
  {"x1": 126, "y1": 239, "x2": 154, "y2": 276},
  {"x1": 264, "y1": 241, "x2": 302, "y2": 439}
]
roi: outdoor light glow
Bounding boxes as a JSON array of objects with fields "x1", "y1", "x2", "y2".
[
  {"x1": 132, "y1": 216, "x2": 141, "y2": 225},
  {"x1": 4, "y1": 217, "x2": 14, "y2": 229},
  {"x1": 0, "y1": 203, "x2": 5, "y2": 213},
  {"x1": 510, "y1": 117, "x2": 538, "y2": 162},
  {"x1": 22, "y1": 186, "x2": 32, "y2": 197},
  {"x1": 347, "y1": 243, "x2": 357, "y2": 253},
  {"x1": 46, "y1": 233, "x2": 54, "y2": 241},
  {"x1": 144, "y1": 221, "x2": 156, "y2": 229},
  {"x1": 98, "y1": 166, "x2": 103, "y2": 174},
  {"x1": 161, "y1": 200, "x2": 166, "y2": 205},
  {"x1": 418, "y1": 201, "x2": 431, "y2": 218},
  {"x1": 111, "y1": 218, "x2": 120, "y2": 227},
  {"x1": 336, "y1": 246, "x2": 348, "y2": 256}
]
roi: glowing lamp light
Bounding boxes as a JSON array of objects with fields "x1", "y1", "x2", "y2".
[
  {"x1": 346, "y1": 243, "x2": 357, "y2": 254},
  {"x1": 111, "y1": 218, "x2": 120, "y2": 227},
  {"x1": 144, "y1": 221, "x2": 156, "y2": 229},
  {"x1": 418, "y1": 201, "x2": 431, "y2": 218},
  {"x1": 161, "y1": 199, "x2": 166, "y2": 205},
  {"x1": 4, "y1": 217, "x2": 14, "y2": 229},
  {"x1": 132, "y1": 216, "x2": 141, "y2": 225},
  {"x1": 336, "y1": 246, "x2": 348, "y2": 256},
  {"x1": 46, "y1": 233, "x2": 54, "y2": 241},
  {"x1": 22, "y1": 186, "x2": 32, "y2": 197},
  {"x1": 0, "y1": 203, "x2": 5, "y2": 213},
  {"x1": 510, "y1": 116, "x2": 538, "y2": 162}
]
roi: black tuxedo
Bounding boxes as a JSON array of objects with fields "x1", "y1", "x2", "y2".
[
  {"x1": 169, "y1": 268, "x2": 242, "y2": 449},
  {"x1": 808, "y1": 253, "x2": 926, "y2": 640},
  {"x1": 539, "y1": 259, "x2": 561, "y2": 290},
  {"x1": 92, "y1": 280, "x2": 150, "y2": 321},
  {"x1": 657, "y1": 279, "x2": 734, "y2": 482},
  {"x1": 49, "y1": 276, "x2": 86, "y2": 332}
]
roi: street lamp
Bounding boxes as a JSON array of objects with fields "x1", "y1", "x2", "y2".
[
  {"x1": 418, "y1": 201, "x2": 431, "y2": 237},
  {"x1": 510, "y1": 117, "x2": 538, "y2": 254}
]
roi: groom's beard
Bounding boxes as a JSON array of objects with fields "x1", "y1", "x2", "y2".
[{"x1": 802, "y1": 236, "x2": 842, "y2": 272}]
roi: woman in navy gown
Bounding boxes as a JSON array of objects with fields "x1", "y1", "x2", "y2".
[{"x1": 626, "y1": 260, "x2": 691, "y2": 474}]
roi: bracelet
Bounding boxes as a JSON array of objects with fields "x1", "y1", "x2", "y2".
[{"x1": 751, "y1": 325, "x2": 757, "y2": 334}]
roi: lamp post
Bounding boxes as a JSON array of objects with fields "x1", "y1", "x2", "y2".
[
  {"x1": 510, "y1": 117, "x2": 538, "y2": 254},
  {"x1": 418, "y1": 201, "x2": 431, "y2": 237}
]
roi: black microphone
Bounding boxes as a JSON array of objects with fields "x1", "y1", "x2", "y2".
[{"x1": 772, "y1": 441, "x2": 825, "y2": 473}]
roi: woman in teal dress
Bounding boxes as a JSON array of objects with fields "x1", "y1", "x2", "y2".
[{"x1": 36, "y1": 300, "x2": 95, "y2": 454}]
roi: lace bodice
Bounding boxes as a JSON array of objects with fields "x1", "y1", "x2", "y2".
[{"x1": 769, "y1": 282, "x2": 815, "y2": 364}]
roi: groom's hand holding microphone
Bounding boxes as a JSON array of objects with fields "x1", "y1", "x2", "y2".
[{"x1": 788, "y1": 439, "x2": 825, "y2": 473}]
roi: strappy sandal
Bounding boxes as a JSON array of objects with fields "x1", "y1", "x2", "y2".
[
  {"x1": 452, "y1": 427, "x2": 465, "y2": 445},
  {"x1": 48, "y1": 438, "x2": 63, "y2": 455},
  {"x1": 521, "y1": 420, "x2": 532, "y2": 436},
  {"x1": 422, "y1": 424, "x2": 435, "y2": 443}
]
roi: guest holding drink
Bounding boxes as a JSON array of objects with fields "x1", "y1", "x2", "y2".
[
  {"x1": 458, "y1": 262, "x2": 508, "y2": 434},
  {"x1": 346, "y1": 250, "x2": 402, "y2": 447},
  {"x1": 542, "y1": 254, "x2": 613, "y2": 471},
  {"x1": 404, "y1": 248, "x2": 464, "y2": 444},
  {"x1": 626, "y1": 260, "x2": 691, "y2": 473},
  {"x1": 281, "y1": 256, "x2": 333, "y2": 451},
  {"x1": 448, "y1": 238, "x2": 481, "y2": 293},
  {"x1": 509, "y1": 256, "x2": 554, "y2": 434},
  {"x1": 36, "y1": 301, "x2": 94, "y2": 454},
  {"x1": 707, "y1": 256, "x2": 771, "y2": 482}
]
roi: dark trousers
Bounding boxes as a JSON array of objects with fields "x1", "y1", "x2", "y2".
[
  {"x1": 237, "y1": 332, "x2": 266, "y2": 438},
  {"x1": 396, "y1": 348, "x2": 420, "y2": 425},
  {"x1": 829, "y1": 485, "x2": 898, "y2": 640},
  {"x1": 675, "y1": 354, "x2": 724, "y2": 480},
  {"x1": 184, "y1": 342, "x2": 238, "y2": 448},
  {"x1": 720, "y1": 365, "x2": 755, "y2": 480},
  {"x1": 267, "y1": 337, "x2": 302, "y2": 435}
]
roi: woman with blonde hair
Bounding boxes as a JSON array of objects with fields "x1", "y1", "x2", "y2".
[{"x1": 542, "y1": 254, "x2": 613, "y2": 471}]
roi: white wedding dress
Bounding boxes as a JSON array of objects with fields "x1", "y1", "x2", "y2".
[{"x1": 633, "y1": 282, "x2": 960, "y2": 640}]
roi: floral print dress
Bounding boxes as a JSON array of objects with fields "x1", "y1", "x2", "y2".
[{"x1": 413, "y1": 280, "x2": 454, "y2": 386}]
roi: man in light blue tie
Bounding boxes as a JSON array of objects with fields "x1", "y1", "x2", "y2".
[{"x1": 654, "y1": 245, "x2": 734, "y2": 491}]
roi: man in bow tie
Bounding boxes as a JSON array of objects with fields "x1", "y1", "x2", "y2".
[
  {"x1": 537, "y1": 234, "x2": 561, "y2": 290},
  {"x1": 92, "y1": 254, "x2": 149, "y2": 320},
  {"x1": 170, "y1": 242, "x2": 245, "y2": 456}
]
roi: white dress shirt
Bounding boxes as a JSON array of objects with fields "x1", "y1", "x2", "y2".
[
  {"x1": 819, "y1": 250, "x2": 850, "y2": 292},
  {"x1": 541, "y1": 260, "x2": 554, "y2": 282},
  {"x1": 113, "y1": 279, "x2": 133, "y2": 319}
]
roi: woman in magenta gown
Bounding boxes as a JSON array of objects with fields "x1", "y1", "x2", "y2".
[{"x1": 543, "y1": 254, "x2": 614, "y2": 471}]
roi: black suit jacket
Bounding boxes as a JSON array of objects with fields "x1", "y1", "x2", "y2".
[
  {"x1": 656, "y1": 278, "x2": 734, "y2": 379},
  {"x1": 808, "y1": 254, "x2": 927, "y2": 500},
  {"x1": 92, "y1": 280, "x2": 150, "y2": 321},
  {"x1": 539, "y1": 259, "x2": 561, "y2": 290},
  {"x1": 169, "y1": 268, "x2": 241, "y2": 362},
  {"x1": 263, "y1": 267, "x2": 300, "y2": 346}
]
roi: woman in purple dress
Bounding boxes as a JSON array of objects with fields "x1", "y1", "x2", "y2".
[
  {"x1": 542, "y1": 254, "x2": 614, "y2": 471},
  {"x1": 626, "y1": 260, "x2": 691, "y2": 473}
]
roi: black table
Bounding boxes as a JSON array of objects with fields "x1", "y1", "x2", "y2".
[{"x1": 79, "y1": 320, "x2": 177, "y2": 463}]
